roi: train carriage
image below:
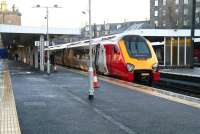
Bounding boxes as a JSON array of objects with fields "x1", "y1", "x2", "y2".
[{"x1": 50, "y1": 33, "x2": 160, "y2": 84}]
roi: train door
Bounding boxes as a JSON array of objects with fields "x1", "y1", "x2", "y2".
[
  {"x1": 104, "y1": 44, "x2": 115, "y2": 74},
  {"x1": 94, "y1": 44, "x2": 100, "y2": 71},
  {"x1": 97, "y1": 44, "x2": 108, "y2": 74}
]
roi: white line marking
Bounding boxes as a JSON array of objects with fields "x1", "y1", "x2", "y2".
[{"x1": 67, "y1": 90, "x2": 137, "y2": 134}]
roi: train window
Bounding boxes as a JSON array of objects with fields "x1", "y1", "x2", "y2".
[
  {"x1": 113, "y1": 46, "x2": 120, "y2": 54},
  {"x1": 92, "y1": 49, "x2": 96, "y2": 54},
  {"x1": 123, "y1": 36, "x2": 151, "y2": 58}
]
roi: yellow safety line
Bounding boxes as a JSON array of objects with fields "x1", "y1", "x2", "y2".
[{"x1": 0, "y1": 68, "x2": 21, "y2": 134}]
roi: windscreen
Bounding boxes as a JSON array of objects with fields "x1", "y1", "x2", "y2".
[{"x1": 123, "y1": 35, "x2": 151, "y2": 59}]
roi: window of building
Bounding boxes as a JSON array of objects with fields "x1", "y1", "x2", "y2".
[
  {"x1": 117, "y1": 24, "x2": 121, "y2": 29},
  {"x1": 197, "y1": 0, "x2": 200, "y2": 2},
  {"x1": 104, "y1": 24, "x2": 110, "y2": 30},
  {"x1": 154, "y1": 20, "x2": 158, "y2": 27},
  {"x1": 196, "y1": 7, "x2": 200, "y2": 13},
  {"x1": 184, "y1": 8, "x2": 188, "y2": 15},
  {"x1": 176, "y1": 20, "x2": 179, "y2": 25},
  {"x1": 104, "y1": 31, "x2": 109, "y2": 35},
  {"x1": 163, "y1": 10, "x2": 166, "y2": 16},
  {"x1": 184, "y1": 0, "x2": 189, "y2": 4},
  {"x1": 163, "y1": 21, "x2": 166, "y2": 27},
  {"x1": 7, "y1": 20, "x2": 12, "y2": 24},
  {"x1": 85, "y1": 32, "x2": 89, "y2": 37},
  {"x1": 96, "y1": 25, "x2": 101, "y2": 31},
  {"x1": 184, "y1": 20, "x2": 188, "y2": 26},
  {"x1": 163, "y1": 0, "x2": 166, "y2": 6},
  {"x1": 155, "y1": 0, "x2": 158, "y2": 6},
  {"x1": 163, "y1": 23, "x2": 166, "y2": 27},
  {"x1": 176, "y1": 9, "x2": 179, "y2": 14},
  {"x1": 176, "y1": 0, "x2": 179, "y2": 5},
  {"x1": 96, "y1": 32, "x2": 100, "y2": 37},
  {"x1": 154, "y1": 10, "x2": 158, "y2": 16},
  {"x1": 85, "y1": 26, "x2": 89, "y2": 31},
  {"x1": 196, "y1": 17, "x2": 200, "y2": 24}
]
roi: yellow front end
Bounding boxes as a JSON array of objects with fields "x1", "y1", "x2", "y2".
[{"x1": 119, "y1": 39, "x2": 158, "y2": 71}]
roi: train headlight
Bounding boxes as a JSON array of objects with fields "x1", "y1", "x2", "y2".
[
  {"x1": 127, "y1": 63, "x2": 135, "y2": 72},
  {"x1": 152, "y1": 63, "x2": 159, "y2": 72}
]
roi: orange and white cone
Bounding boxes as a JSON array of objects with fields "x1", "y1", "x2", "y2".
[{"x1": 93, "y1": 71, "x2": 100, "y2": 88}]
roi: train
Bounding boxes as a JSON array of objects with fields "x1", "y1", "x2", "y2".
[{"x1": 49, "y1": 34, "x2": 160, "y2": 84}]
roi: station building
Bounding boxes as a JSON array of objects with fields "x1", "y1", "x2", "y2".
[
  {"x1": 0, "y1": 0, "x2": 21, "y2": 25},
  {"x1": 81, "y1": 21, "x2": 154, "y2": 39},
  {"x1": 150, "y1": 0, "x2": 200, "y2": 29}
]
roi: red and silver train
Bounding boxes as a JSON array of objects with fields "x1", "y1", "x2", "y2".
[{"x1": 49, "y1": 34, "x2": 160, "y2": 84}]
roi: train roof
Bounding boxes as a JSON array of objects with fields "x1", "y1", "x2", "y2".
[{"x1": 46, "y1": 33, "x2": 130, "y2": 51}]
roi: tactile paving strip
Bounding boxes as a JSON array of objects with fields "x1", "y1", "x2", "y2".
[{"x1": 0, "y1": 70, "x2": 21, "y2": 134}]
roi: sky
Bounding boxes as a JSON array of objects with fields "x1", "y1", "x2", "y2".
[{"x1": 7, "y1": 0, "x2": 150, "y2": 28}]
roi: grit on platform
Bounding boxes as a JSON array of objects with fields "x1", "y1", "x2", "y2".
[{"x1": 8, "y1": 61, "x2": 200, "y2": 134}]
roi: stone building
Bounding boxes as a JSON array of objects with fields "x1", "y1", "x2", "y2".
[
  {"x1": 81, "y1": 21, "x2": 154, "y2": 39},
  {"x1": 0, "y1": 0, "x2": 21, "y2": 25},
  {"x1": 150, "y1": 0, "x2": 200, "y2": 29}
]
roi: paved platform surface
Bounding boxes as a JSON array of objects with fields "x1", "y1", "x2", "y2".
[
  {"x1": 161, "y1": 67, "x2": 200, "y2": 78},
  {"x1": 8, "y1": 61, "x2": 200, "y2": 134}
]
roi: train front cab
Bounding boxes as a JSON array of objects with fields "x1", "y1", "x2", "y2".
[{"x1": 119, "y1": 35, "x2": 160, "y2": 83}]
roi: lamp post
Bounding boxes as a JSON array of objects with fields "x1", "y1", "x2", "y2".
[
  {"x1": 85, "y1": 0, "x2": 94, "y2": 100},
  {"x1": 33, "y1": 4, "x2": 61, "y2": 74},
  {"x1": 82, "y1": 0, "x2": 94, "y2": 100}
]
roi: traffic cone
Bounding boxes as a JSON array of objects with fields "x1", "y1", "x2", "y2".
[{"x1": 93, "y1": 71, "x2": 100, "y2": 88}]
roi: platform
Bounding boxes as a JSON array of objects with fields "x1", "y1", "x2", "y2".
[
  {"x1": 160, "y1": 68, "x2": 200, "y2": 78},
  {"x1": 159, "y1": 68, "x2": 200, "y2": 93},
  {"x1": 4, "y1": 60, "x2": 200, "y2": 134}
]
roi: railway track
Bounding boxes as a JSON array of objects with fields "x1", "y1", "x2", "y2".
[
  {"x1": 103, "y1": 75, "x2": 200, "y2": 99},
  {"x1": 153, "y1": 78, "x2": 200, "y2": 98},
  {"x1": 98, "y1": 71, "x2": 200, "y2": 99}
]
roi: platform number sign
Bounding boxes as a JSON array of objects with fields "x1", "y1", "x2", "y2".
[
  {"x1": 34, "y1": 41, "x2": 40, "y2": 46},
  {"x1": 44, "y1": 41, "x2": 49, "y2": 47}
]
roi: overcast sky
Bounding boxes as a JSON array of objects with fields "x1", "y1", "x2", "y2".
[{"x1": 8, "y1": 0, "x2": 150, "y2": 28}]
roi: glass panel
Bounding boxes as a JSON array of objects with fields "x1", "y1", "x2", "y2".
[
  {"x1": 172, "y1": 38, "x2": 177, "y2": 65},
  {"x1": 179, "y1": 37, "x2": 185, "y2": 65},
  {"x1": 124, "y1": 35, "x2": 151, "y2": 59},
  {"x1": 186, "y1": 39, "x2": 192, "y2": 65},
  {"x1": 165, "y1": 37, "x2": 171, "y2": 65}
]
